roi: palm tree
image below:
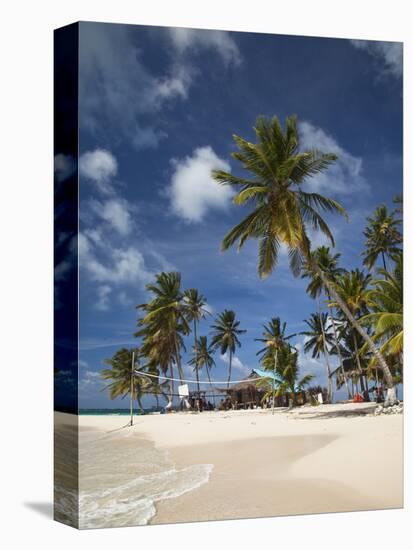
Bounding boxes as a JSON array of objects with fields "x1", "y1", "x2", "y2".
[
  {"x1": 301, "y1": 246, "x2": 350, "y2": 399},
  {"x1": 301, "y1": 312, "x2": 334, "y2": 402},
  {"x1": 393, "y1": 194, "x2": 403, "y2": 218},
  {"x1": 334, "y1": 329, "x2": 370, "y2": 397},
  {"x1": 362, "y1": 205, "x2": 402, "y2": 271},
  {"x1": 211, "y1": 310, "x2": 246, "y2": 389},
  {"x1": 212, "y1": 115, "x2": 396, "y2": 402},
  {"x1": 101, "y1": 348, "x2": 148, "y2": 426},
  {"x1": 330, "y1": 269, "x2": 372, "y2": 394},
  {"x1": 255, "y1": 317, "x2": 295, "y2": 413},
  {"x1": 183, "y1": 288, "x2": 209, "y2": 397},
  {"x1": 362, "y1": 253, "x2": 403, "y2": 357},
  {"x1": 136, "y1": 272, "x2": 190, "y2": 407},
  {"x1": 135, "y1": 272, "x2": 190, "y2": 386},
  {"x1": 258, "y1": 345, "x2": 314, "y2": 407},
  {"x1": 188, "y1": 336, "x2": 216, "y2": 406}
]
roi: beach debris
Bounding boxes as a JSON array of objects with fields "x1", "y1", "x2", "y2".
[{"x1": 374, "y1": 402, "x2": 403, "y2": 416}]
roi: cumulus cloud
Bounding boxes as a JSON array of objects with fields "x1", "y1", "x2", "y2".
[
  {"x1": 89, "y1": 197, "x2": 133, "y2": 236},
  {"x1": 79, "y1": 149, "x2": 118, "y2": 194},
  {"x1": 169, "y1": 146, "x2": 234, "y2": 222},
  {"x1": 79, "y1": 369, "x2": 103, "y2": 392},
  {"x1": 79, "y1": 232, "x2": 153, "y2": 286},
  {"x1": 79, "y1": 23, "x2": 193, "y2": 149},
  {"x1": 95, "y1": 285, "x2": 112, "y2": 311},
  {"x1": 54, "y1": 154, "x2": 76, "y2": 183},
  {"x1": 169, "y1": 28, "x2": 241, "y2": 66},
  {"x1": 79, "y1": 24, "x2": 242, "y2": 149},
  {"x1": 298, "y1": 121, "x2": 369, "y2": 196},
  {"x1": 220, "y1": 352, "x2": 249, "y2": 375},
  {"x1": 350, "y1": 39, "x2": 402, "y2": 78}
]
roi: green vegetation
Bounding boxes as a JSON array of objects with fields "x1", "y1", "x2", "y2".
[{"x1": 101, "y1": 114, "x2": 403, "y2": 415}]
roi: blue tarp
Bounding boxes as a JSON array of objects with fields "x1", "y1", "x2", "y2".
[{"x1": 253, "y1": 368, "x2": 277, "y2": 381}]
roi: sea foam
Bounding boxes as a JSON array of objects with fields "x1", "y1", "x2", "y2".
[{"x1": 77, "y1": 425, "x2": 213, "y2": 529}]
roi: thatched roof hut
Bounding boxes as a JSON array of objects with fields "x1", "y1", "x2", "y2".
[{"x1": 217, "y1": 371, "x2": 285, "y2": 409}]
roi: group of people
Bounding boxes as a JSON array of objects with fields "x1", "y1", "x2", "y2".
[{"x1": 188, "y1": 392, "x2": 215, "y2": 412}]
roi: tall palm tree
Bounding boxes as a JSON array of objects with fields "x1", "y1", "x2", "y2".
[
  {"x1": 301, "y1": 246, "x2": 350, "y2": 398},
  {"x1": 212, "y1": 115, "x2": 395, "y2": 401},
  {"x1": 362, "y1": 253, "x2": 403, "y2": 357},
  {"x1": 135, "y1": 272, "x2": 190, "y2": 380},
  {"x1": 188, "y1": 336, "x2": 216, "y2": 406},
  {"x1": 101, "y1": 348, "x2": 148, "y2": 426},
  {"x1": 301, "y1": 312, "x2": 334, "y2": 402},
  {"x1": 362, "y1": 205, "x2": 402, "y2": 271},
  {"x1": 183, "y1": 288, "x2": 209, "y2": 396},
  {"x1": 211, "y1": 310, "x2": 246, "y2": 389},
  {"x1": 330, "y1": 269, "x2": 372, "y2": 393},
  {"x1": 136, "y1": 272, "x2": 190, "y2": 406}
]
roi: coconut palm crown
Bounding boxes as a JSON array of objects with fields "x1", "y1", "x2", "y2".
[
  {"x1": 212, "y1": 115, "x2": 347, "y2": 278},
  {"x1": 362, "y1": 205, "x2": 402, "y2": 271}
]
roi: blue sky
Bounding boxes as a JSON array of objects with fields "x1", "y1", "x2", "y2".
[{"x1": 55, "y1": 22, "x2": 402, "y2": 408}]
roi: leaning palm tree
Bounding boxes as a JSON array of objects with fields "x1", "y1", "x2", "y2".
[
  {"x1": 212, "y1": 115, "x2": 396, "y2": 402},
  {"x1": 362, "y1": 253, "x2": 403, "y2": 357},
  {"x1": 362, "y1": 205, "x2": 402, "y2": 271},
  {"x1": 183, "y1": 288, "x2": 209, "y2": 396},
  {"x1": 188, "y1": 336, "x2": 216, "y2": 406},
  {"x1": 211, "y1": 310, "x2": 246, "y2": 389},
  {"x1": 301, "y1": 312, "x2": 334, "y2": 402},
  {"x1": 330, "y1": 269, "x2": 372, "y2": 394},
  {"x1": 101, "y1": 348, "x2": 148, "y2": 426},
  {"x1": 302, "y1": 246, "x2": 350, "y2": 399}
]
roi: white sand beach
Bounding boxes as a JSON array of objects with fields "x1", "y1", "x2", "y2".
[{"x1": 69, "y1": 403, "x2": 403, "y2": 527}]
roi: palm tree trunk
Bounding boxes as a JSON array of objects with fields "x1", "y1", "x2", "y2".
[
  {"x1": 137, "y1": 395, "x2": 144, "y2": 414},
  {"x1": 381, "y1": 252, "x2": 387, "y2": 271},
  {"x1": 317, "y1": 267, "x2": 394, "y2": 394},
  {"x1": 130, "y1": 351, "x2": 135, "y2": 426},
  {"x1": 206, "y1": 366, "x2": 215, "y2": 407},
  {"x1": 227, "y1": 348, "x2": 232, "y2": 391},
  {"x1": 352, "y1": 330, "x2": 366, "y2": 394},
  {"x1": 271, "y1": 348, "x2": 279, "y2": 415},
  {"x1": 328, "y1": 304, "x2": 352, "y2": 399},
  {"x1": 174, "y1": 336, "x2": 184, "y2": 383},
  {"x1": 193, "y1": 321, "x2": 200, "y2": 395},
  {"x1": 318, "y1": 297, "x2": 333, "y2": 403},
  {"x1": 168, "y1": 361, "x2": 175, "y2": 408}
]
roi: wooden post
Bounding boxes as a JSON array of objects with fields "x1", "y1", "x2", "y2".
[
  {"x1": 272, "y1": 349, "x2": 278, "y2": 415},
  {"x1": 130, "y1": 351, "x2": 135, "y2": 427}
]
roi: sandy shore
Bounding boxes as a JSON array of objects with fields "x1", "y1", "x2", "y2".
[{"x1": 76, "y1": 403, "x2": 403, "y2": 526}]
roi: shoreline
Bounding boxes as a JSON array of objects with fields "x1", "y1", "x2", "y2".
[{"x1": 69, "y1": 404, "x2": 403, "y2": 527}]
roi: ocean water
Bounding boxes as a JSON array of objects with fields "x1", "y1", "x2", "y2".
[
  {"x1": 78, "y1": 422, "x2": 212, "y2": 528},
  {"x1": 79, "y1": 408, "x2": 157, "y2": 416}
]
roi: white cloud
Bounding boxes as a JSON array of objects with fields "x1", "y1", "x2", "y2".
[
  {"x1": 350, "y1": 40, "x2": 402, "y2": 78},
  {"x1": 220, "y1": 352, "x2": 249, "y2": 375},
  {"x1": 169, "y1": 28, "x2": 241, "y2": 66},
  {"x1": 79, "y1": 233, "x2": 153, "y2": 286},
  {"x1": 169, "y1": 146, "x2": 234, "y2": 222},
  {"x1": 79, "y1": 369, "x2": 103, "y2": 392},
  {"x1": 54, "y1": 154, "x2": 76, "y2": 183},
  {"x1": 298, "y1": 121, "x2": 369, "y2": 196},
  {"x1": 79, "y1": 149, "x2": 118, "y2": 193},
  {"x1": 95, "y1": 285, "x2": 112, "y2": 311},
  {"x1": 79, "y1": 24, "x2": 193, "y2": 149},
  {"x1": 90, "y1": 197, "x2": 133, "y2": 236}
]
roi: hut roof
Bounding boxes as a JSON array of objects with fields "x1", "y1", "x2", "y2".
[{"x1": 217, "y1": 371, "x2": 267, "y2": 393}]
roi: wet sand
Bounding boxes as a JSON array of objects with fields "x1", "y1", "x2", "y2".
[{"x1": 70, "y1": 404, "x2": 403, "y2": 527}]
